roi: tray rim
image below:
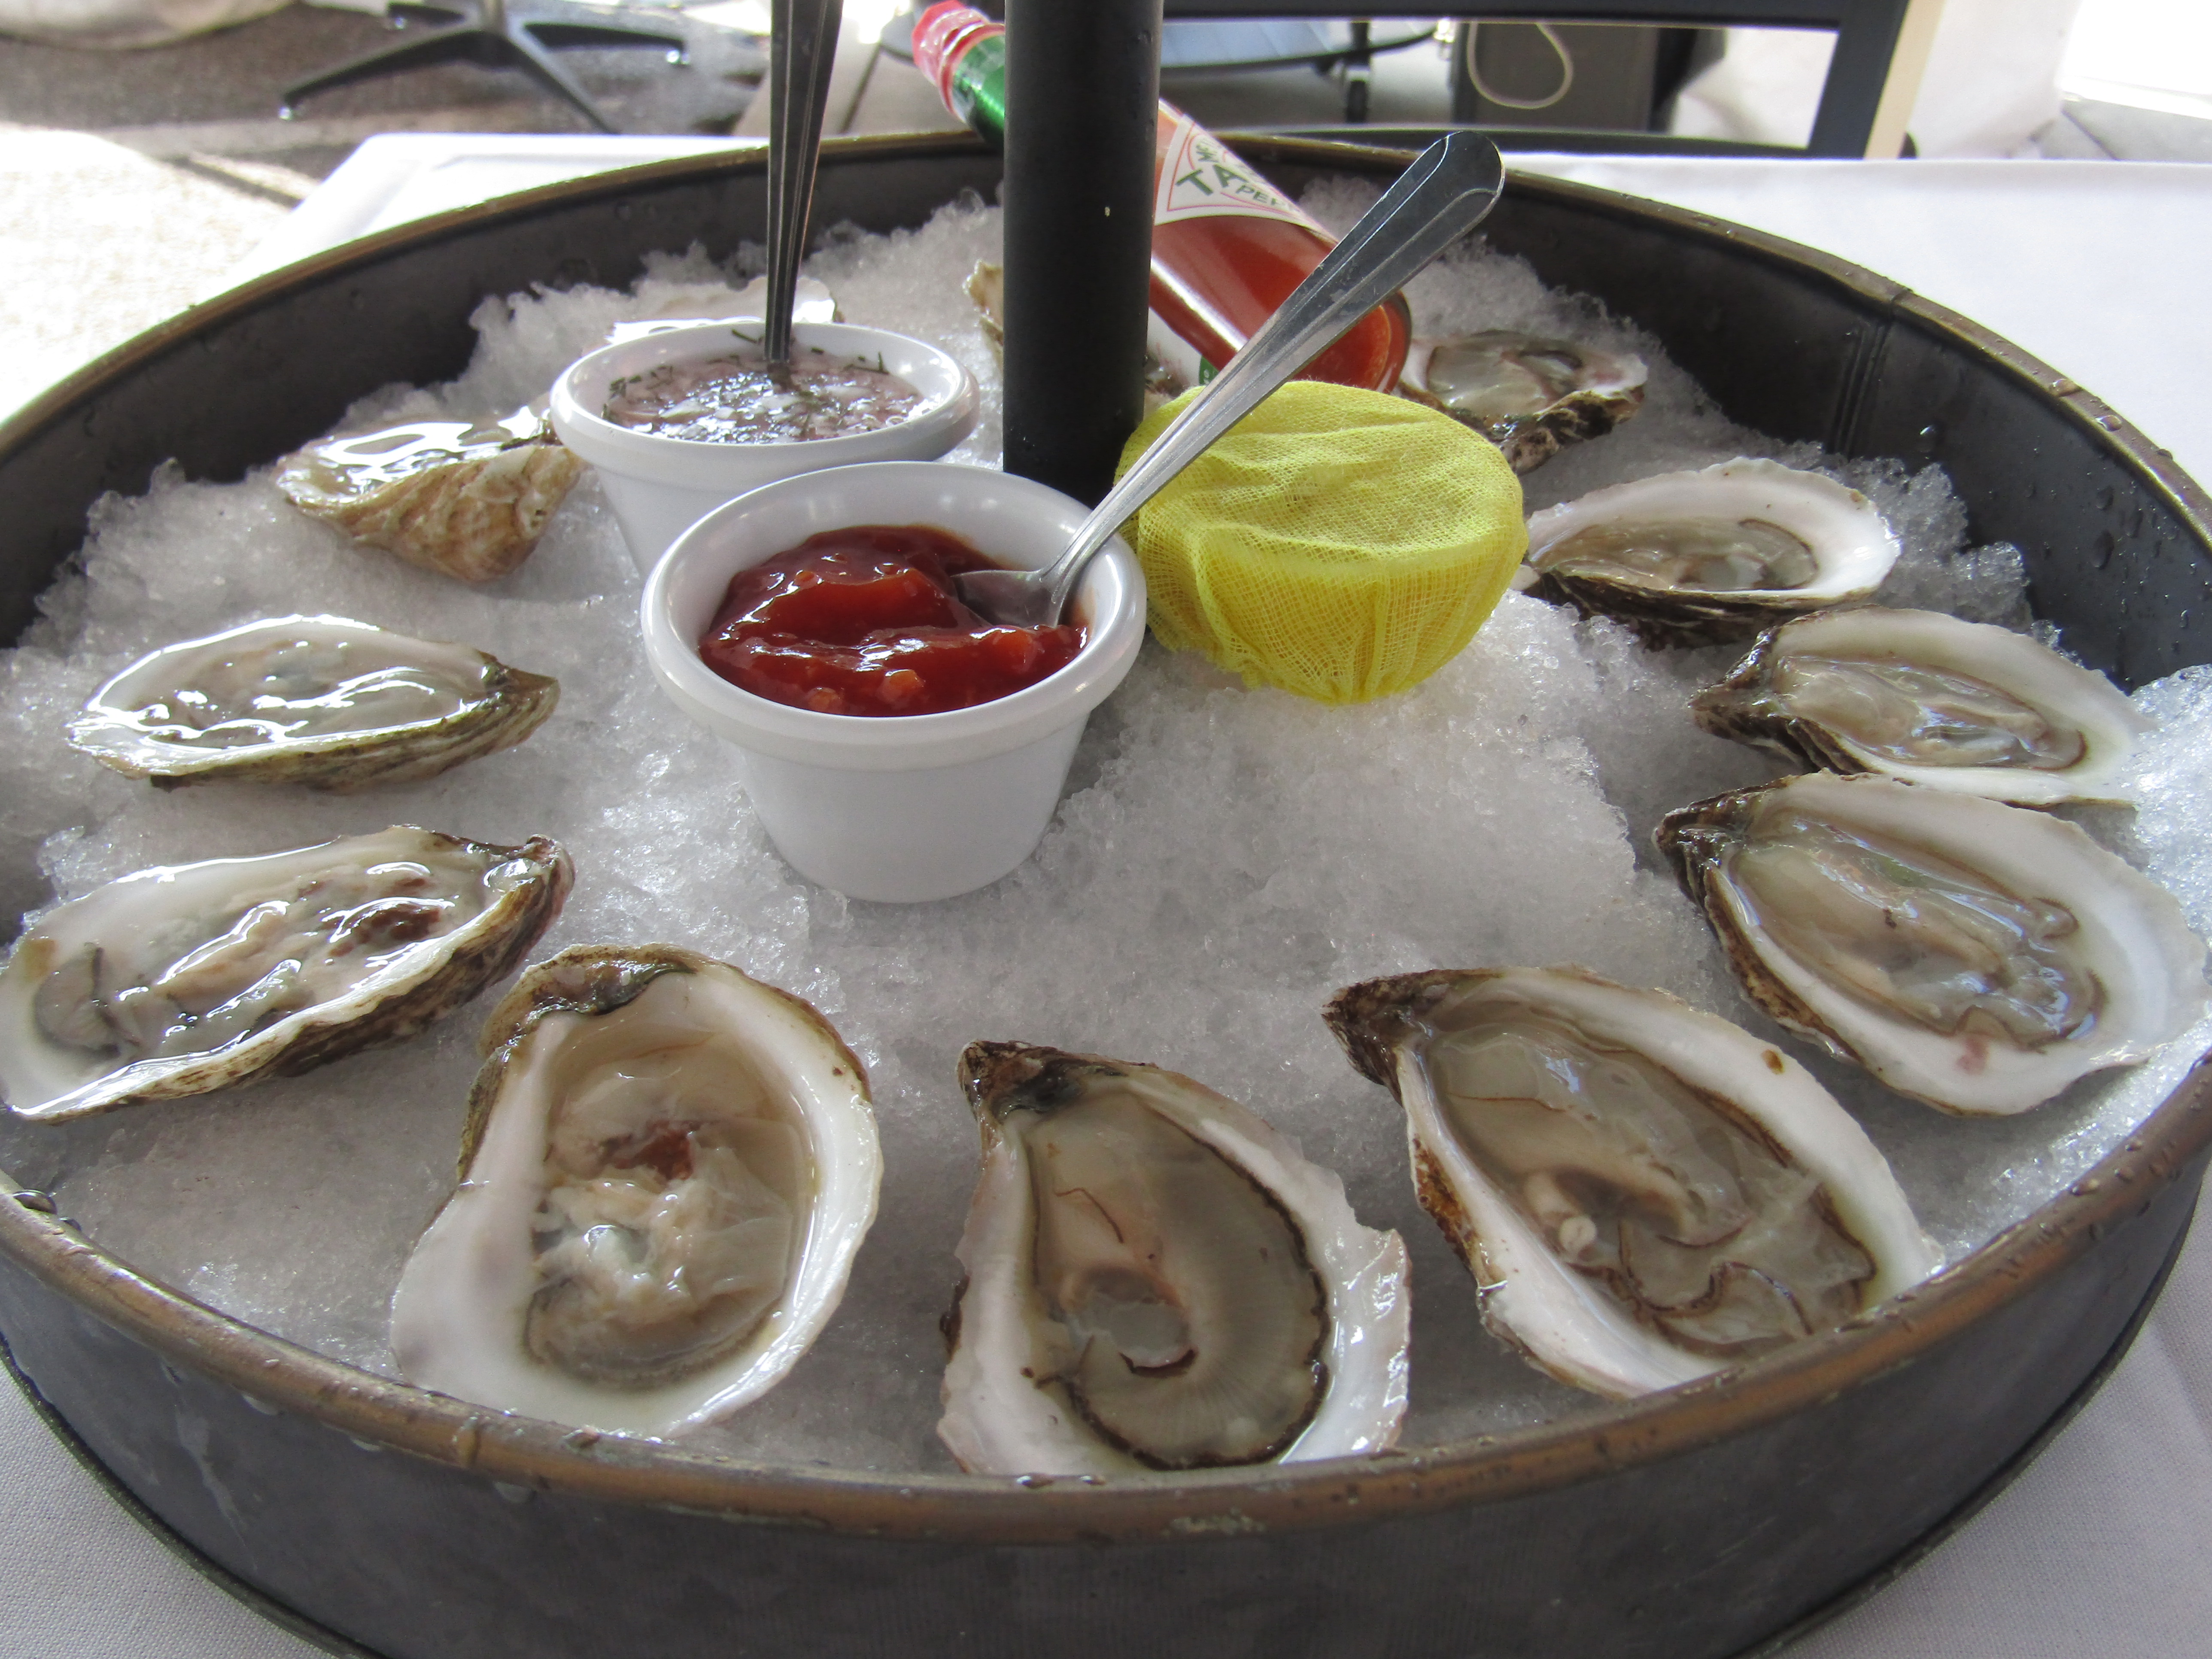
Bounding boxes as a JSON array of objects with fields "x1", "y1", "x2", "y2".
[
  {"x1": 7, "y1": 1200, "x2": 2195, "y2": 1659},
  {"x1": 4, "y1": 130, "x2": 2212, "y2": 1547}
]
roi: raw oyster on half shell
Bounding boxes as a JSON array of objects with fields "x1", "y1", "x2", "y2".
[
  {"x1": 1690, "y1": 606, "x2": 2151, "y2": 805},
  {"x1": 1658, "y1": 773, "x2": 2209, "y2": 1115},
  {"x1": 66, "y1": 615, "x2": 558, "y2": 791},
  {"x1": 1397, "y1": 331, "x2": 1647, "y2": 473},
  {"x1": 1325, "y1": 967, "x2": 1939, "y2": 1399},
  {"x1": 277, "y1": 407, "x2": 583, "y2": 583},
  {"x1": 939, "y1": 1042, "x2": 1407, "y2": 1475},
  {"x1": 391, "y1": 945, "x2": 879, "y2": 1437},
  {"x1": 0, "y1": 827, "x2": 571, "y2": 1122},
  {"x1": 1523, "y1": 459, "x2": 1900, "y2": 647}
]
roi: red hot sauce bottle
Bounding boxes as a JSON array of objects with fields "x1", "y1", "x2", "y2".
[{"x1": 912, "y1": 3, "x2": 1411, "y2": 393}]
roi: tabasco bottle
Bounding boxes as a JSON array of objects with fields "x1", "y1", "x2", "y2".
[{"x1": 911, "y1": 2, "x2": 1411, "y2": 392}]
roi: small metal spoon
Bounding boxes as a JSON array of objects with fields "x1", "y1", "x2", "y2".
[
  {"x1": 763, "y1": 0, "x2": 844, "y2": 366},
  {"x1": 954, "y1": 130, "x2": 1507, "y2": 629}
]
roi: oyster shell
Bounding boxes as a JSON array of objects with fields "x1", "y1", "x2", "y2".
[
  {"x1": 1658, "y1": 773, "x2": 2209, "y2": 1114},
  {"x1": 66, "y1": 615, "x2": 559, "y2": 792},
  {"x1": 938, "y1": 1042, "x2": 1408, "y2": 1475},
  {"x1": 1397, "y1": 331, "x2": 1647, "y2": 473},
  {"x1": 964, "y1": 260, "x2": 1186, "y2": 413},
  {"x1": 277, "y1": 407, "x2": 583, "y2": 583},
  {"x1": 963, "y1": 261, "x2": 1004, "y2": 356},
  {"x1": 1523, "y1": 459, "x2": 1900, "y2": 647},
  {"x1": 0, "y1": 827, "x2": 571, "y2": 1123},
  {"x1": 1325, "y1": 968, "x2": 1938, "y2": 1398},
  {"x1": 390, "y1": 944, "x2": 879, "y2": 1437},
  {"x1": 1690, "y1": 606, "x2": 2151, "y2": 805}
]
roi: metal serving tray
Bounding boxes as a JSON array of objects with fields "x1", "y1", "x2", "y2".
[{"x1": 2, "y1": 134, "x2": 2209, "y2": 1659}]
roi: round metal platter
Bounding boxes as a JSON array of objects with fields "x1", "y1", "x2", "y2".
[{"x1": 3, "y1": 134, "x2": 2210, "y2": 1659}]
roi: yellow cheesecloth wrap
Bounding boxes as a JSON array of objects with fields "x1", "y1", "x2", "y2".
[{"x1": 1114, "y1": 380, "x2": 1526, "y2": 703}]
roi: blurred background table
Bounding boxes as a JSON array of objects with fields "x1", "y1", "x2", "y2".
[{"x1": 3, "y1": 0, "x2": 2209, "y2": 424}]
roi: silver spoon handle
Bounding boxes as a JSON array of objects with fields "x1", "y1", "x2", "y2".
[
  {"x1": 765, "y1": 0, "x2": 844, "y2": 365},
  {"x1": 1037, "y1": 130, "x2": 1507, "y2": 617}
]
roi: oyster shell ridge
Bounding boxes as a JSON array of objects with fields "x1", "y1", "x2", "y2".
[
  {"x1": 1656, "y1": 773, "x2": 2211, "y2": 1113},
  {"x1": 278, "y1": 417, "x2": 583, "y2": 584},
  {"x1": 1522, "y1": 459, "x2": 1900, "y2": 649},
  {"x1": 459, "y1": 942, "x2": 870, "y2": 1177},
  {"x1": 0, "y1": 827, "x2": 573, "y2": 1123},
  {"x1": 1396, "y1": 332, "x2": 1649, "y2": 475},
  {"x1": 939, "y1": 1041, "x2": 1410, "y2": 1477},
  {"x1": 394, "y1": 942, "x2": 881, "y2": 1437},
  {"x1": 1688, "y1": 606, "x2": 2152, "y2": 806},
  {"x1": 65, "y1": 616, "x2": 559, "y2": 793},
  {"x1": 1325, "y1": 966, "x2": 1941, "y2": 1398}
]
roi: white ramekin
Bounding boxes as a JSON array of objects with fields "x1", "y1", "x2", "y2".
[
  {"x1": 551, "y1": 321, "x2": 980, "y2": 574},
  {"x1": 639, "y1": 461, "x2": 1147, "y2": 903}
]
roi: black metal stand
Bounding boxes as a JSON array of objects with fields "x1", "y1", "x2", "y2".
[
  {"x1": 1338, "y1": 19, "x2": 1370, "y2": 123},
  {"x1": 1176, "y1": 0, "x2": 1918, "y2": 158},
  {"x1": 279, "y1": 0, "x2": 688, "y2": 135},
  {"x1": 1000, "y1": 0, "x2": 1164, "y2": 505}
]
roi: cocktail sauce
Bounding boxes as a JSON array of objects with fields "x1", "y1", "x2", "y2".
[{"x1": 698, "y1": 526, "x2": 1085, "y2": 717}]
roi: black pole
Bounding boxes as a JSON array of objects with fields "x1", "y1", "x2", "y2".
[{"x1": 1001, "y1": 0, "x2": 1162, "y2": 504}]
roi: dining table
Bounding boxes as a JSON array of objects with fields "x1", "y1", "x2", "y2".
[{"x1": 4, "y1": 136, "x2": 2210, "y2": 1659}]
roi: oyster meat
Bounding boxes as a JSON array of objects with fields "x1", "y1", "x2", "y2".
[
  {"x1": 66, "y1": 615, "x2": 558, "y2": 791},
  {"x1": 0, "y1": 827, "x2": 571, "y2": 1122},
  {"x1": 1690, "y1": 606, "x2": 2151, "y2": 805},
  {"x1": 1658, "y1": 773, "x2": 2209, "y2": 1115},
  {"x1": 1397, "y1": 331, "x2": 1647, "y2": 473},
  {"x1": 938, "y1": 1042, "x2": 1407, "y2": 1476},
  {"x1": 390, "y1": 945, "x2": 879, "y2": 1437},
  {"x1": 277, "y1": 407, "x2": 583, "y2": 583},
  {"x1": 1326, "y1": 967, "x2": 1939, "y2": 1399},
  {"x1": 1523, "y1": 459, "x2": 1900, "y2": 647}
]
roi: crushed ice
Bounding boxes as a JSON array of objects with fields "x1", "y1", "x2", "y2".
[{"x1": 2, "y1": 191, "x2": 2209, "y2": 1469}]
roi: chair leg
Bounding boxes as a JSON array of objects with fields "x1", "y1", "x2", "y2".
[
  {"x1": 506, "y1": 25, "x2": 623, "y2": 131},
  {"x1": 528, "y1": 21, "x2": 687, "y2": 60},
  {"x1": 1342, "y1": 18, "x2": 1371, "y2": 122},
  {"x1": 283, "y1": 0, "x2": 690, "y2": 128},
  {"x1": 281, "y1": 26, "x2": 484, "y2": 115},
  {"x1": 389, "y1": 1, "x2": 470, "y2": 24}
]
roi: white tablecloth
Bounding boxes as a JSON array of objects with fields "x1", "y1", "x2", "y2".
[{"x1": 6, "y1": 143, "x2": 2212, "y2": 1659}]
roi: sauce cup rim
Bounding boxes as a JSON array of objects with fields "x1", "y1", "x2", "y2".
[
  {"x1": 638, "y1": 460, "x2": 1148, "y2": 772},
  {"x1": 551, "y1": 320, "x2": 975, "y2": 472}
]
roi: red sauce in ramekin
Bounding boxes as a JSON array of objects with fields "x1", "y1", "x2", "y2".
[{"x1": 697, "y1": 525, "x2": 1086, "y2": 717}]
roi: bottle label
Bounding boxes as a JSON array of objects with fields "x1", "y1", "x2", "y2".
[
  {"x1": 1153, "y1": 109, "x2": 1327, "y2": 233},
  {"x1": 1145, "y1": 310, "x2": 1216, "y2": 390}
]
